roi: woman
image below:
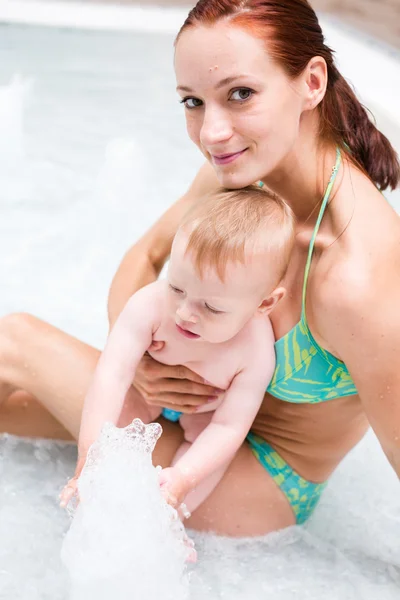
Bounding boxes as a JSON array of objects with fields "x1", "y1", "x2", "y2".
[{"x1": 0, "y1": 0, "x2": 399, "y2": 536}]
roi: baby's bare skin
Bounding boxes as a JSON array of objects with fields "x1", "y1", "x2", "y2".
[
  {"x1": 150, "y1": 283, "x2": 272, "y2": 407},
  {"x1": 69, "y1": 224, "x2": 282, "y2": 512}
]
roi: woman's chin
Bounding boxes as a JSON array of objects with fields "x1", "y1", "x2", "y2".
[{"x1": 216, "y1": 169, "x2": 259, "y2": 190}]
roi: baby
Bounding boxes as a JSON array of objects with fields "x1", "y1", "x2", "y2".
[{"x1": 61, "y1": 186, "x2": 295, "y2": 516}]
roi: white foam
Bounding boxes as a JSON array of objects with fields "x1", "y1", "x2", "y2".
[
  {"x1": 61, "y1": 420, "x2": 189, "y2": 600},
  {"x1": 0, "y1": 76, "x2": 34, "y2": 203},
  {"x1": 1, "y1": 431, "x2": 399, "y2": 599}
]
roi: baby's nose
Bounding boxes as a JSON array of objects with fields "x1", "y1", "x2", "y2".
[{"x1": 177, "y1": 304, "x2": 197, "y2": 323}]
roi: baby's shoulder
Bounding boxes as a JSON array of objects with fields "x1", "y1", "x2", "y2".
[
  {"x1": 131, "y1": 280, "x2": 166, "y2": 304},
  {"x1": 228, "y1": 316, "x2": 275, "y2": 380},
  {"x1": 234, "y1": 315, "x2": 275, "y2": 356},
  {"x1": 124, "y1": 280, "x2": 166, "y2": 323},
  {"x1": 245, "y1": 314, "x2": 274, "y2": 341}
]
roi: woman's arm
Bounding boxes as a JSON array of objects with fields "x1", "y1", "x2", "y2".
[
  {"x1": 107, "y1": 161, "x2": 220, "y2": 329},
  {"x1": 319, "y1": 266, "x2": 400, "y2": 477}
]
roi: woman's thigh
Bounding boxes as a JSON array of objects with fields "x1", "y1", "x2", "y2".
[
  {"x1": 0, "y1": 391, "x2": 75, "y2": 440},
  {"x1": 153, "y1": 418, "x2": 296, "y2": 537},
  {"x1": 0, "y1": 313, "x2": 102, "y2": 438},
  {"x1": 0, "y1": 313, "x2": 161, "y2": 438}
]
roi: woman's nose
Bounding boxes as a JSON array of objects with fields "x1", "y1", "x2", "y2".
[{"x1": 200, "y1": 106, "x2": 233, "y2": 148}]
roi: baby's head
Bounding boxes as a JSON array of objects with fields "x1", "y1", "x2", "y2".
[{"x1": 167, "y1": 186, "x2": 295, "y2": 343}]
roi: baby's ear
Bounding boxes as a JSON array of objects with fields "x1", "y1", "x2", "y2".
[{"x1": 258, "y1": 287, "x2": 286, "y2": 315}]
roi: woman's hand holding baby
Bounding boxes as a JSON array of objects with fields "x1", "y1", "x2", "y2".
[{"x1": 133, "y1": 351, "x2": 220, "y2": 414}]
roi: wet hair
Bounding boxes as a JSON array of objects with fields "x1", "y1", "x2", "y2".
[
  {"x1": 179, "y1": 186, "x2": 295, "y2": 285},
  {"x1": 176, "y1": 0, "x2": 399, "y2": 191}
]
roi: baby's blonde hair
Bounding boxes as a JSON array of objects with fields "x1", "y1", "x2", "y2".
[{"x1": 179, "y1": 186, "x2": 295, "y2": 285}]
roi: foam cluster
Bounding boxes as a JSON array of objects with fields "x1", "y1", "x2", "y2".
[{"x1": 61, "y1": 419, "x2": 189, "y2": 600}]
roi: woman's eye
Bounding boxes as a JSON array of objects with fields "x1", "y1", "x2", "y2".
[
  {"x1": 205, "y1": 303, "x2": 223, "y2": 315},
  {"x1": 180, "y1": 97, "x2": 203, "y2": 109},
  {"x1": 230, "y1": 88, "x2": 253, "y2": 102},
  {"x1": 169, "y1": 284, "x2": 184, "y2": 294}
]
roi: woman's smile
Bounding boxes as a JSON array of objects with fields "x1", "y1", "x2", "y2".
[{"x1": 211, "y1": 149, "x2": 248, "y2": 165}]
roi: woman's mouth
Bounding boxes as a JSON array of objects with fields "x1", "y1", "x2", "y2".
[
  {"x1": 176, "y1": 324, "x2": 200, "y2": 339},
  {"x1": 212, "y1": 149, "x2": 247, "y2": 166}
]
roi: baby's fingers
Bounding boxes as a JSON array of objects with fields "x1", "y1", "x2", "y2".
[
  {"x1": 160, "y1": 485, "x2": 179, "y2": 508},
  {"x1": 59, "y1": 487, "x2": 74, "y2": 509},
  {"x1": 59, "y1": 482, "x2": 78, "y2": 509}
]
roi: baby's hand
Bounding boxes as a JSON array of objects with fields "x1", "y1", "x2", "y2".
[
  {"x1": 59, "y1": 476, "x2": 79, "y2": 510},
  {"x1": 159, "y1": 468, "x2": 197, "y2": 563},
  {"x1": 182, "y1": 531, "x2": 197, "y2": 563},
  {"x1": 158, "y1": 467, "x2": 189, "y2": 509}
]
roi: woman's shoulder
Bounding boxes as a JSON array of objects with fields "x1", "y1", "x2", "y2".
[
  {"x1": 326, "y1": 166, "x2": 399, "y2": 279},
  {"x1": 311, "y1": 174, "x2": 400, "y2": 334}
]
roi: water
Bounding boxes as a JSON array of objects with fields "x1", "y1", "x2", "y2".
[
  {"x1": 61, "y1": 419, "x2": 190, "y2": 600},
  {"x1": 0, "y1": 16, "x2": 399, "y2": 600}
]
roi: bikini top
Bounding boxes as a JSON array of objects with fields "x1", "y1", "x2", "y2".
[{"x1": 266, "y1": 148, "x2": 358, "y2": 403}]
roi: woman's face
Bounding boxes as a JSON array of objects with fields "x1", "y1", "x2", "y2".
[{"x1": 174, "y1": 23, "x2": 308, "y2": 188}]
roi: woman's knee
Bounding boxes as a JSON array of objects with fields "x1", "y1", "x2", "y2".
[
  {"x1": 0, "y1": 311, "x2": 40, "y2": 340},
  {"x1": 0, "y1": 313, "x2": 40, "y2": 368}
]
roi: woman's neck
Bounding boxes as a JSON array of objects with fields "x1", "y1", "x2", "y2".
[{"x1": 261, "y1": 126, "x2": 339, "y2": 223}]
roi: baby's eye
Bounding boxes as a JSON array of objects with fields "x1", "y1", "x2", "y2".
[
  {"x1": 229, "y1": 88, "x2": 254, "y2": 102},
  {"x1": 205, "y1": 303, "x2": 224, "y2": 315},
  {"x1": 180, "y1": 97, "x2": 203, "y2": 109},
  {"x1": 169, "y1": 284, "x2": 184, "y2": 294}
]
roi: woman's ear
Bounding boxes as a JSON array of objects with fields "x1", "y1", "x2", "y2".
[
  {"x1": 258, "y1": 287, "x2": 286, "y2": 315},
  {"x1": 302, "y1": 55, "x2": 328, "y2": 111}
]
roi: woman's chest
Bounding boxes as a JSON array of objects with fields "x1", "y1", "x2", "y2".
[
  {"x1": 270, "y1": 244, "x2": 306, "y2": 340},
  {"x1": 269, "y1": 234, "x2": 344, "y2": 356}
]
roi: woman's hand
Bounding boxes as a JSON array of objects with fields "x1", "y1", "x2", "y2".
[{"x1": 132, "y1": 345, "x2": 222, "y2": 414}]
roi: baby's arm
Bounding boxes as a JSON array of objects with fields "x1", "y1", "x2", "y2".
[
  {"x1": 76, "y1": 283, "x2": 162, "y2": 477},
  {"x1": 161, "y1": 322, "x2": 276, "y2": 505}
]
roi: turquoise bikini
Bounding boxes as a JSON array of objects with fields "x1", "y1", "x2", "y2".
[
  {"x1": 163, "y1": 148, "x2": 358, "y2": 524},
  {"x1": 266, "y1": 149, "x2": 356, "y2": 404}
]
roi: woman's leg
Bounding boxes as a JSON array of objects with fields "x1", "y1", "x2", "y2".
[
  {"x1": 184, "y1": 441, "x2": 296, "y2": 536},
  {"x1": 170, "y1": 440, "x2": 230, "y2": 514},
  {"x1": 1, "y1": 391, "x2": 74, "y2": 440},
  {"x1": 164, "y1": 431, "x2": 296, "y2": 536},
  {"x1": 0, "y1": 313, "x2": 102, "y2": 438},
  {"x1": 0, "y1": 313, "x2": 296, "y2": 536},
  {"x1": 0, "y1": 313, "x2": 156, "y2": 439}
]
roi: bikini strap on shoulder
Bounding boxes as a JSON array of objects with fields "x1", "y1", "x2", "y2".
[{"x1": 301, "y1": 147, "x2": 342, "y2": 317}]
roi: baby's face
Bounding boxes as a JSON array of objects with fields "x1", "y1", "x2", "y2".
[{"x1": 166, "y1": 231, "x2": 277, "y2": 344}]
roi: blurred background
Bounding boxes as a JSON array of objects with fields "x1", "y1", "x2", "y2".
[
  {"x1": 312, "y1": 0, "x2": 399, "y2": 49},
  {"x1": 87, "y1": 0, "x2": 400, "y2": 48}
]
